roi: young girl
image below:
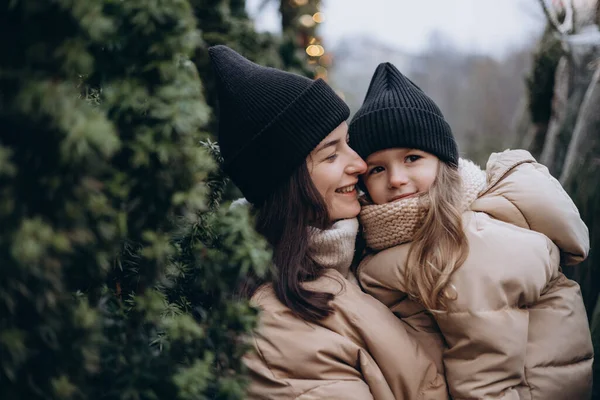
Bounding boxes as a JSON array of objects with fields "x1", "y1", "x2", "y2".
[{"x1": 349, "y1": 62, "x2": 593, "y2": 400}]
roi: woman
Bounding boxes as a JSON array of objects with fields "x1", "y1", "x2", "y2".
[{"x1": 208, "y1": 45, "x2": 448, "y2": 400}]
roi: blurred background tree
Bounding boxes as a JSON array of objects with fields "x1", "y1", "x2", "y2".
[
  {"x1": 520, "y1": 0, "x2": 600, "y2": 316},
  {"x1": 521, "y1": 1, "x2": 600, "y2": 397}
]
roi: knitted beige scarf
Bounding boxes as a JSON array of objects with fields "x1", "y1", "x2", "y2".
[
  {"x1": 308, "y1": 218, "x2": 359, "y2": 282},
  {"x1": 360, "y1": 159, "x2": 487, "y2": 251}
]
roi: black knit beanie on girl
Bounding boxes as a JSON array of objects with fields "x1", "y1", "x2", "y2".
[{"x1": 348, "y1": 62, "x2": 458, "y2": 166}]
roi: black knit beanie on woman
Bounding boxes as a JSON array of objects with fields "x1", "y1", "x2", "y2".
[
  {"x1": 208, "y1": 45, "x2": 350, "y2": 205},
  {"x1": 348, "y1": 62, "x2": 458, "y2": 166}
]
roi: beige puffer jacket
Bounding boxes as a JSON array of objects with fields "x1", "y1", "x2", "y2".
[
  {"x1": 358, "y1": 150, "x2": 593, "y2": 400},
  {"x1": 243, "y1": 269, "x2": 448, "y2": 400}
]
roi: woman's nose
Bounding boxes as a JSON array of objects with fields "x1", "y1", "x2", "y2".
[{"x1": 347, "y1": 151, "x2": 367, "y2": 175}]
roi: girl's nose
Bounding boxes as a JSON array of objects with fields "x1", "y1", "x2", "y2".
[{"x1": 388, "y1": 168, "x2": 409, "y2": 188}]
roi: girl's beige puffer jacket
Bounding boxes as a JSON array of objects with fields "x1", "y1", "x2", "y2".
[
  {"x1": 243, "y1": 269, "x2": 449, "y2": 400},
  {"x1": 359, "y1": 150, "x2": 593, "y2": 400}
]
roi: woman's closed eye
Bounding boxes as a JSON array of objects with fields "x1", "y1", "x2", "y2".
[{"x1": 325, "y1": 153, "x2": 338, "y2": 162}]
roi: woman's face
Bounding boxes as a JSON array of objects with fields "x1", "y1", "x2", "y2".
[
  {"x1": 362, "y1": 148, "x2": 439, "y2": 205},
  {"x1": 307, "y1": 122, "x2": 367, "y2": 222}
]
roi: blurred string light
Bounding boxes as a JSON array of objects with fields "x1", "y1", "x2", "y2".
[
  {"x1": 289, "y1": 0, "x2": 331, "y2": 81},
  {"x1": 290, "y1": 0, "x2": 309, "y2": 7},
  {"x1": 312, "y1": 12, "x2": 325, "y2": 23},
  {"x1": 314, "y1": 66, "x2": 328, "y2": 79},
  {"x1": 319, "y1": 53, "x2": 332, "y2": 67},
  {"x1": 306, "y1": 44, "x2": 325, "y2": 57},
  {"x1": 299, "y1": 14, "x2": 316, "y2": 28}
]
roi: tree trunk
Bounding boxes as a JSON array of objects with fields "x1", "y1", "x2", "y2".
[
  {"x1": 540, "y1": 27, "x2": 600, "y2": 176},
  {"x1": 560, "y1": 65, "x2": 600, "y2": 317},
  {"x1": 521, "y1": 123, "x2": 549, "y2": 159},
  {"x1": 512, "y1": 97, "x2": 532, "y2": 149},
  {"x1": 539, "y1": 56, "x2": 570, "y2": 174},
  {"x1": 518, "y1": 25, "x2": 562, "y2": 155}
]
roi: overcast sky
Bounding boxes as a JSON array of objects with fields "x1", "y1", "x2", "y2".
[{"x1": 246, "y1": 0, "x2": 546, "y2": 57}]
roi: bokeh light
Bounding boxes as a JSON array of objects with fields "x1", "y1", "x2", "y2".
[
  {"x1": 306, "y1": 44, "x2": 325, "y2": 57},
  {"x1": 312, "y1": 12, "x2": 325, "y2": 23}
]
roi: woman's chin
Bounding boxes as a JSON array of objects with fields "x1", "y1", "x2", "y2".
[{"x1": 329, "y1": 201, "x2": 361, "y2": 222}]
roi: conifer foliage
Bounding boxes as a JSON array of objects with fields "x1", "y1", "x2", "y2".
[{"x1": 0, "y1": 1, "x2": 271, "y2": 399}]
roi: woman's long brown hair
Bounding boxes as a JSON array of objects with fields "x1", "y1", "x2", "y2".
[{"x1": 252, "y1": 162, "x2": 335, "y2": 323}]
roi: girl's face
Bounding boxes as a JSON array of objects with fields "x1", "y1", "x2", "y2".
[
  {"x1": 363, "y1": 148, "x2": 439, "y2": 205},
  {"x1": 307, "y1": 122, "x2": 367, "y2": 222}
]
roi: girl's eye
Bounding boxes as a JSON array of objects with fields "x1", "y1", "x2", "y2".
[
  {"x1": 368, "y1": 166, "x2": 384, "y2": 175},
  {"x1": 325, "y1": 153, "x2": 338, "y2": 162},
  {"x1": 405, "y1": 155, "x2": 422, "y2": 163}
]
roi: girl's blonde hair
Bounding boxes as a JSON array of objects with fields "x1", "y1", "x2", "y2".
[{"x1": 405, "y1": 161, "x2": 468, "y2": 311}]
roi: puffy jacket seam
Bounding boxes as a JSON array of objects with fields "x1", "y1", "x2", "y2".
[
  {"x1": 512, "y1": 196, "x2": 531, "y2": 228},
  {"x1": 479, "y1": 158, "x2": 535, "y2": 197},
  {"x1": 452, "y1": 396, "x2": 514, "y2": 400},
  {"x1": 417, "y1": 374, "x2": 444, "y2": 400},
  {"x1": 452, "y1": 397, "x2": 504, "y2": 400},
  {"x1": 346, "y1": 308, "x2": 367, "y2": 347},
  {"x1": 528, "y1": 354, "x2": 594, "y2": 369},
  {"x1": 252, "y1": 334, "x2": 294, "y2": 391},
  {"x1": 293, "y1": 380, "x2": 354, "y2": 399},
  {"x1": 347, "y1": 306, "x2": 438, "y2": 397},
  {"x1": 493, "y1": 195, "x2": 533, "y2": 229},
  {"x1": 349, "y1": 299, "x2": 441, "y2": 400},
  {"x1": 523, "y1": 361, "x2": 534, "y2": 399},
  {"x1": 452, "y1": 389, "x2": 517, "y2": 400},
  {"x1": 359, "y1": 260, "x2": 411, "y2": 296},
  {"x1": 440, "y1": 307, "x2": 527, "y2": 315},
  {"x1": 539, "y1": 165, "x2": 580, "y2": 214},
  {"x1": 540, "y1": 268, "x2": 564, "y2": 295}
]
